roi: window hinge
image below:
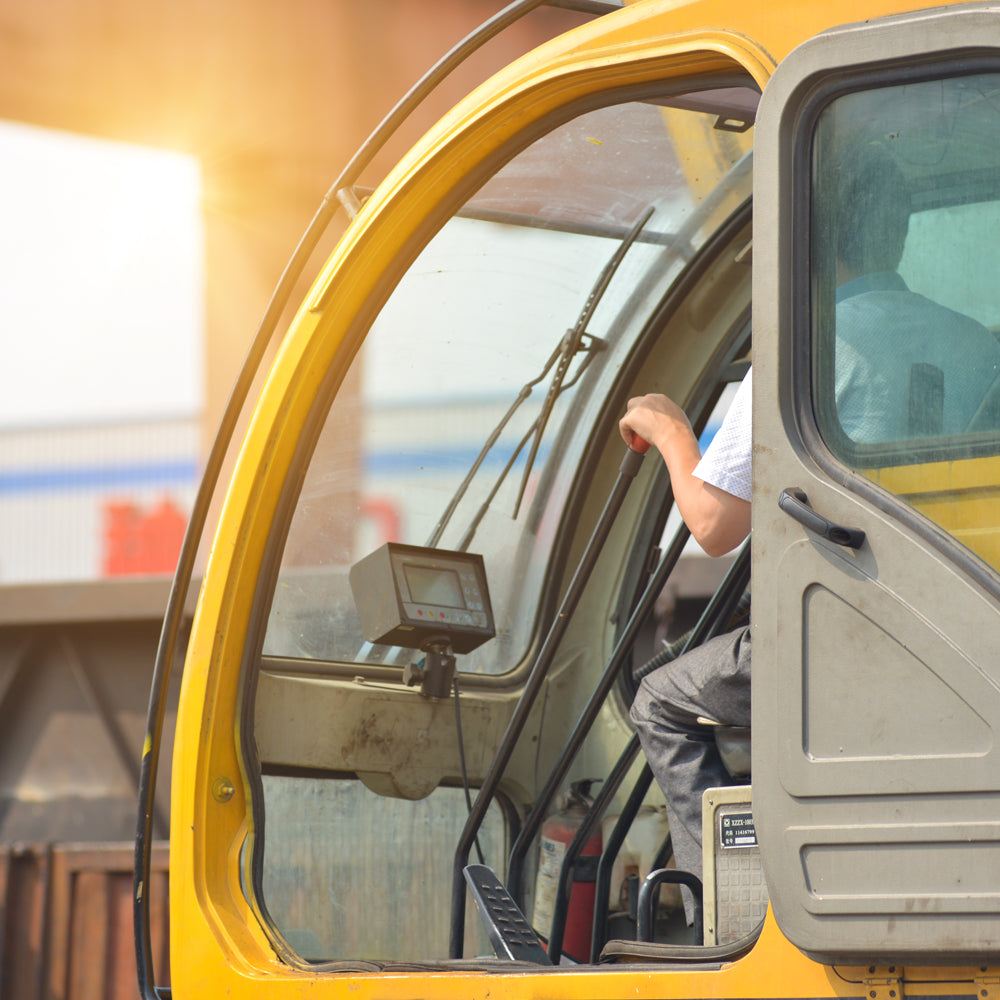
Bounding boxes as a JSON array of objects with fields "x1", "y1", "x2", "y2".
[
  {"x1": 975, "y1": 970, "x2": 1000, "y2": 999},
  {"x1": 864, "y1": 966, "x2": 904, "y2": 1000}
]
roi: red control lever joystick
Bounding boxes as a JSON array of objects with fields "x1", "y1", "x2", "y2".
[{"x1": 621, "y1": 434, "x2": 649, "y2": 478}]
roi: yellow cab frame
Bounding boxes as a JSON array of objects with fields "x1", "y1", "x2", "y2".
[{"x1": 136, "y1": 0, "x2": 1000, "y2": 998}]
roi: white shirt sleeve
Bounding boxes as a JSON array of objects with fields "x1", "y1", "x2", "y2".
[{"x1": 692, "y1": 369, "x2": 752, "y2": 502}]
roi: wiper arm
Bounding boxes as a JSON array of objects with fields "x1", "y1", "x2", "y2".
[
  {"x1": 426, "y1": 205, "x2": 654, "y2": 550},
  {"x1": 511, "y1": 205, "x2": 654, "y2": 518},
  {"x1": 455, "y1": 333, "x2": 602, "y2": 552},
  {"x1": 424, "y1": 337, "x2": 567, "y2": 549}
]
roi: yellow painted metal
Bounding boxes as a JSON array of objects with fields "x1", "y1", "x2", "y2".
[
  {"x1": 866, "y1": 455, "x2": 1000, "y2": 570},
  {"x1": 168, "y1": 0, "x2": 974, "y2": 996}
]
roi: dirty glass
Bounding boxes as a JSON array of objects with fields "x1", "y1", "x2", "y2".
[
  {"x1": 811, "y1": 73, "x2": 1000, "y2": 570},
  {"x1": 261, "y1": 777, "x2": 506, "y2": 962},
  {"x1": 262, "y1": 90, "x2": 755, "y2": 675}
]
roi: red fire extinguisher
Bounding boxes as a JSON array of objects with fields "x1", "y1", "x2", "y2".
[{"x1": 532, "y1": 779, "x2": 602, "y2": 963}]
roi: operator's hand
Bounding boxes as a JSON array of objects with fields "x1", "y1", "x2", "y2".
[
  {"x1": 619, "y1": 392, "x2": 750, "y2": 557},
  {"x1": 619, "y1": 393, "x2": 693, "y2": 454}
]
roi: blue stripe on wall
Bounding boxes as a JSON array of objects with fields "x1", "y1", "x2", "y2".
[
  {"x1": 0, "y1": 424, "x2": 720, "y2": 498},
  {"x1": 363, "y1": 446, "x2": 528, "y2": 476},
  {"x1": 363, "y1": 427, "x2": 721, "y2": 477},
  {"x1": 0, "y1": 458, "x2": 199, "y2": 496}
]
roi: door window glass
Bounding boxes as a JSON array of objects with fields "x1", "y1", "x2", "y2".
[{"x1": 811, "y1": 73, "x2": 1000, "y2": 569}]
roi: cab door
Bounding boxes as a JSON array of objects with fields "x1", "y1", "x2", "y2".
[{"x1": 753, "y1": 4, "x2": 1000, "y2": 963}]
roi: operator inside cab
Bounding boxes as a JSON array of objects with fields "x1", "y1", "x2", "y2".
[{"x1": 619, "y1": 136, "x2": 1000, "y2": 927}]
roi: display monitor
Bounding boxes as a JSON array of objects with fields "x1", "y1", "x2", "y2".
[{"x1": 350, "y1": 543, "x2": 495, "y2": 654}]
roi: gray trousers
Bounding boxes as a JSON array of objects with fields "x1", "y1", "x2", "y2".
[{"x1": 629, "y1": 625, "x2": 751, "y2": 921}]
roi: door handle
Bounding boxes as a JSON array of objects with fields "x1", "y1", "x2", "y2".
[{"x1": 778, "y1": 488, "x2": 866, "y2": 549}]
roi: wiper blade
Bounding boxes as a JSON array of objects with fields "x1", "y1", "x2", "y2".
[
  {"x1": 426, "y1": 205, "x2": 654, "y2": 550},
  {"x1": 424, "y1": 337, "x2": 566, "y2": 549},
  {"x1": 455, "y1": 333, "x2": 603, "y2": 552}
]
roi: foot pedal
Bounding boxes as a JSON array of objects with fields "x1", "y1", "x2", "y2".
[{"x1": 463, "y1": 864, "x2": 552, "y2": 964}]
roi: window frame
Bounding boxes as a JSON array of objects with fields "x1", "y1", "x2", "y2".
[{"x1": 239, "y1": 70, "x2": 760, "y2": 968}]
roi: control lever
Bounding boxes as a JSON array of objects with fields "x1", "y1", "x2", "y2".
[
  {"x1": 451, "y1": 435, "x2": 650, "y2": 957},
  {"x1": 621, "y1": 434, "x2": 650, "y2": 477}
]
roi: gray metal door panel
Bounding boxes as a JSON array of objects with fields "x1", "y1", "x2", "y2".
[{"x1": 752, "y1": 3, "x2": 1000, "y2": 963}]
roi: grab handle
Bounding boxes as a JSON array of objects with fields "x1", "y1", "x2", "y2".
[{"x1": 779, "y1": 488, "x2": 865, "y2": 549}]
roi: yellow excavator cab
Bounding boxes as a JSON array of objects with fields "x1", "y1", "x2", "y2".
[{"x1": 136, "y1": 2, "x2": 1000, "y2": 997}]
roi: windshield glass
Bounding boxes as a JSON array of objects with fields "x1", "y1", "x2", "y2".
[{"x1": 262, "y1": 88, "x2": 755, "y2": 677}]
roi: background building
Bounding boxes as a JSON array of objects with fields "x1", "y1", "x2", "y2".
[{"x1": 0, "y1": 0, "x2": 588, "y2": 586}]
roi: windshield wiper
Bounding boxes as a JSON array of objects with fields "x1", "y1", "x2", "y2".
[
  {"x1": 426, "y1": 205, "x2": 654, "y2": 550},
  {"x1": 425, "y1": 336, "x2": 569, "y2": 549},
  {"x1": 511, "y1": 205, "x2": 654, "y2": 519},
  {"x1": 453, "y1": 346, "x2": 601, "y2": 551}
]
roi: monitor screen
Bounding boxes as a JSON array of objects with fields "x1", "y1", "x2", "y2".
[{"x1": 403, "y1": 564, "x2": 465, "y2": 608}]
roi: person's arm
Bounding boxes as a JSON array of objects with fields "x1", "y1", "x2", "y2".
[{"x1": 619, "y1": 393, "x2": 750, "y2": 557}]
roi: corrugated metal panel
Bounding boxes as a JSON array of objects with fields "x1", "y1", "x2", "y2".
[
  {"x1": 0, "y1": 842, "x2": 169, "y2": 1000},
  {"x1": 0, "y1": 581, "x2": 181, "y2": 999},
  {"x1": 0, "y1": 579, "x2": 189, "y2": 847}
]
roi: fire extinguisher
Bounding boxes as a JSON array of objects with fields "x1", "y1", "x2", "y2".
[{"x1": 531, "y1": 779, "x2": 602, "y2": 963}]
